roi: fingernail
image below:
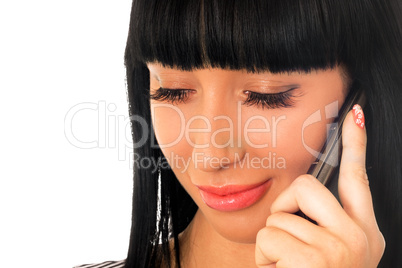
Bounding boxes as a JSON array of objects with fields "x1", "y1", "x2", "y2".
[{"x1": 352, "y1": 104, "x2": 365, "y2": 129}]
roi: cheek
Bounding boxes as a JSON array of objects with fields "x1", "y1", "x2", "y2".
[
  {"x1": 151, "y1": 104, "x2": 185, "y2": 147},
  {"x1": 151, "y1": 103, "x2": 195, "y2": 176},
  {"x1": 274, "y1": 111, "x2": 327, "y2": 174},
  {"x1": 243, "y1": 94, "x2": 344, "y2": 184},
  {"x1": 241, "y1": 108, "x2": 324, "y2": 175}
]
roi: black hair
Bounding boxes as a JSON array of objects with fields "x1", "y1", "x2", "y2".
[{"x1": 124, "y1": 0, "x2": 402, "y2": 267}]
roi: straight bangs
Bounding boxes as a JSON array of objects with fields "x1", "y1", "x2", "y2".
[{"x1": 126, "y1": 0, "x2": 372, "y2": 73}]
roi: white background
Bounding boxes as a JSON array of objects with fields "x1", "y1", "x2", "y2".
[{"x1": 0, "y1": 1, "x2": 134, "y2": 267}]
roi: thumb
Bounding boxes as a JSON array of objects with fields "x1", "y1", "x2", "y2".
[{"x1": 338, "y1": 104, "x2": 375, "y2": 227}]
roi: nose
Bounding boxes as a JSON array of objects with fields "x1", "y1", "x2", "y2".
[{"x1": 189, "y1": 99, "x2": 246, "y2": 172}]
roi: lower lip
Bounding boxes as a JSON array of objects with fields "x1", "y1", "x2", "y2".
[{"x1": 198, "y1": 180, "x2": 272, "y2": 212}]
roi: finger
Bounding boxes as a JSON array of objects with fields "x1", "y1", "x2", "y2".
[
  {"x1": 338, "y1": 105, "x2": 376, "y2": 228},
  {"x1": 270, "y1": 175, "x2": 349, "y2": 230},
  {"x1": 255, "y1": 227, "x2": 321, "y2": 268},
  {"x1": 266, "y1": 212, "x2": 331, "y2": 245}
]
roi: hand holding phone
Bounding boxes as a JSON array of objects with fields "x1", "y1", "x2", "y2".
[{"x1": 297, "y1": 86, "x2": 366, "y2": 221}]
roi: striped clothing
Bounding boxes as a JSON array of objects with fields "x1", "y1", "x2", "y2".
[{"x1": 74, "y1": 260, "x2": 125, "y2": 268}]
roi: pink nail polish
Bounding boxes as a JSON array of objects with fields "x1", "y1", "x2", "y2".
[{"x1": 352, "y1": 104, "x2": 365, "y2": 129}]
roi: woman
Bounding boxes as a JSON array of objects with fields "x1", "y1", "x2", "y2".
[{"x1": 78, "y1": 0, "x2": 402, "y2": 267}]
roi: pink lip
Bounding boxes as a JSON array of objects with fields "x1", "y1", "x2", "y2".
[{"x1": 196, "y1": 180, "x2": 272, "y2": 212}]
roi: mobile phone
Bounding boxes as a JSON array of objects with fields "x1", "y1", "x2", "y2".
[
  {"x1": 297, "y1": 85, "x2": 366, "y2": 221},
  {"x1": 307, "y1": 86, "x2": 366, "y2": 199}
]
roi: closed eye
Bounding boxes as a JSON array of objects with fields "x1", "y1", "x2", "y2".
[
  {"x1": 243, "y1": 88, "x2": 297, "y2": 109},
  {"x1": 150, "y1": 87, "x2": 298, "y2": 109},
  {"x1": 150, "y1": 87, "x2": 195, "y2": 104}
]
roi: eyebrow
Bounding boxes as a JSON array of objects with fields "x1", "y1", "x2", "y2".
[
  {"x1": 244, "y1": 79, "x2": 300, "y2": 88},
  {"x1": 150, "y1": 72, "x2": 193, "y2": 81}
]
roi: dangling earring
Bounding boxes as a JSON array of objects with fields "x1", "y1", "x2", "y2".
[{"x1": 157, "y1": 157, "x2": 162, "y2": 181}]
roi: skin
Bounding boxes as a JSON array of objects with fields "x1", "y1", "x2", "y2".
[{"x1": 147, "y1": 63, "x2": 385, "y2": 267}]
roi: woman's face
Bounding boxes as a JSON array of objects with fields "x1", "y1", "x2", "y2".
[{"x1": 148, "y1": 63, "x2": 347, "y2": 243}]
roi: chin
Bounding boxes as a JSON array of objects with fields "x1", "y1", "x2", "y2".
[{"x1": 215, "y1": 225, "x2": 263, "y2": 244}]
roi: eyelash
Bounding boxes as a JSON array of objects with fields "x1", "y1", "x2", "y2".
[
  {"x1": 243, "y1": 89, "x2": 296, "y2": 109},
  {"x1": 150, "y1": 87, "x2": 296, "y2": 109},
  {"x1": 150, "y1": 87, "x2": 194, "y2": 104}
]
